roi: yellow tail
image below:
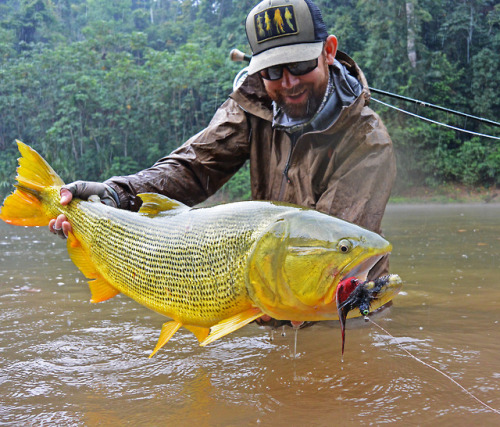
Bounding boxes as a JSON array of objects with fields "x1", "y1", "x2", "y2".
[{"x1": 0, "y1": 140, "x2": 65, "y2": 226}]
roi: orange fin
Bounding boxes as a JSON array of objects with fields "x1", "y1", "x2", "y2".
[
  {"x1": 0, "y1": 141, "x2": 64, "y2": 226},
  {"x1": 15, "y1": 140, "x2": 64, "y2": 190},
  {"x1": 89, "y1": 277, "x2": 120, "y2": 303},
  {"x1": 66, "y1": 232, "x2": 97, "y2": 278},
  {"x1": 66, "y1": 232, "x2": 120, "y2": 303},
  {"x1": 137, "y1": 193, "x2": 189, "y2": 217},
  {"x1": 200, "y1": 308, "x2": 263, "y2": 347},
  {"x1": 184, "y1": 325, "x2": 210, "y2": 343},
  {"x1": 149, "y1": 321, "x2": 182, "y2": 358},
  {"x1": 0, "y1": 187, "x2": 45, "y2": 226}
]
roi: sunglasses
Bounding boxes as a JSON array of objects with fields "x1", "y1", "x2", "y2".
[{"x1": 259, "y1": 58, "x2": 319, "y2": 81}]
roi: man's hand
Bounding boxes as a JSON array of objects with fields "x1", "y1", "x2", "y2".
[
  {"x1": 48, "y1": 188, "x2": 73, "y2": 238},
  {"x1": 49, "y1": 181, "x2": 120, "y2": 239}
]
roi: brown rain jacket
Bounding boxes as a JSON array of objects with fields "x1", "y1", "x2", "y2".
[{"x1": 106, "y1": 52, "x2": 396, "y2": 278}]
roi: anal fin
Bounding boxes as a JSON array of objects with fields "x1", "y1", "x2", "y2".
[
  {"x1": 149, "y1": 321, "x2": 182, "y2": 358},
  {"x1": 184, "y1": 325, "x2": 210, "y2": 343},
  {"x1": 200, "y1": 308, "x2": 263, "y2": 347}
]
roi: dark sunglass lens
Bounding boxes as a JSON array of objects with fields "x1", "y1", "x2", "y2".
[
  {"x1": 260, "y1": 59, "x2": 317, "y2": 81},
  {"x1": 266, "y1": 65, "x2": 283, "y2": 81},
  {"x1": 288, "y1": 59, "x2": 318, "y2": 76}
]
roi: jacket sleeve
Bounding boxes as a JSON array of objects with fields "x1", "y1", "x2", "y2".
[
  {"x1": 316, "y1": 107, "x2": 396, "y2": 235},
  {"x1": 105, "y1": 98, "x2": 250, "y2": 211}
]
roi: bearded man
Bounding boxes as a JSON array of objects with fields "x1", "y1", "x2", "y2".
[{"x1": 50, "y1": 0, "x2": 396, "y2": 325}]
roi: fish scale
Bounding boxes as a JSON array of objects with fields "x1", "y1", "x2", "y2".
[{"x1": 66, "y1": 200, "x2": 274, "y2": 325}]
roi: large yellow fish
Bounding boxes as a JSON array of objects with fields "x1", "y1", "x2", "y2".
[{"x1": 0, "y1": 142, "x2": 401, "y2": 356}]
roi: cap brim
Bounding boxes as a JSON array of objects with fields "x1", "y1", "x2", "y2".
[{"x1": 247, "y1": 42, "x2": 324, "y2": 75}]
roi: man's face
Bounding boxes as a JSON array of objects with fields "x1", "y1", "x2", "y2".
[
  {"x1": 262, "y1": 54, "x2": 329, "y2": 119},
  {"x1": 260, "y1": 36, "x2": 338, "y2": 119}
]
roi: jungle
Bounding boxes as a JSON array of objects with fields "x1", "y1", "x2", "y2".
[{"x1": 0, "y1": 0, "x2": 499, "y2": 201}]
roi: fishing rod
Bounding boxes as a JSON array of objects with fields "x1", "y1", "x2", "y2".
[
  {"x1": 229, "y1": 48, "x2": 500, "y2": 134},
  {"x1": 230, "y1": 49, "x2": 251, "y2": 62}
]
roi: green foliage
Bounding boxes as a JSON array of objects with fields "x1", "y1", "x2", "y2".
[
  {"x1": 435, "y1": 138, "x2": 500, "y2": 186},
  {"x1": 0, "y1": 0, "x2": 498, "y2": 203},
  {"x1": 0, "y1": 146, "x2": 18, "y2": 202}
]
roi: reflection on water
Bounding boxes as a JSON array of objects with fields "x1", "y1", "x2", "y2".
[{"x1": 1, "y1": 204, "x2": 499, "y2": 425}]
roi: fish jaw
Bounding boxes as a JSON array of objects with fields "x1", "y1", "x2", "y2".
[{"x1": 339, "y1": 253, "x2": 387, "y2": 284}]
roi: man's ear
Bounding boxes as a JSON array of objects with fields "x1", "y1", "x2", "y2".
[{"x1": 324, "y1": 35, "x2": 338, "y2": 65}]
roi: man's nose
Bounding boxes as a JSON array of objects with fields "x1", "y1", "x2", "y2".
[{"x1": 281, "y1": 68, "x2": 300, "y2": 88}]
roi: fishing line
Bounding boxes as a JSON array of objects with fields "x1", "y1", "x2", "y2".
[
  {"x1": 366, "y1": 317, "x2": 500, "y2": 416},
  {"x1": 371, "y1": 97, "x2": 500, "y2": 141},
  {"x1": 369, "y1": 87, "x2": 500, "y2": 128}
]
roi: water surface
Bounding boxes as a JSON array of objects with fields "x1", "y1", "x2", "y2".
[{"x1": 1, "y1": 203, "x2": 499, "y2": 425}]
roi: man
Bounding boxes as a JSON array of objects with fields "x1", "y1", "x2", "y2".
[{"x1": 50, "y1": 0, "x2": 395, "y2": 291}]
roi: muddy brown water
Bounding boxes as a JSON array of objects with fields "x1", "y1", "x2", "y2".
[{"x1": 0, "y1": 203, "x2": 499, "y2": 425}]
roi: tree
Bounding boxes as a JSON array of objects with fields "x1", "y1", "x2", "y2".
[{"x1": 1, "y1": 0, "x2": 499, "y2": 201}]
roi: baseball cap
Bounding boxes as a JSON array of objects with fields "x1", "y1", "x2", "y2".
[{"x1": 245, "y1": 0, "x2": 329, "y2": 75}]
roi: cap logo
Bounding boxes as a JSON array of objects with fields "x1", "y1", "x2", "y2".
[{"x1": 254, "y1": 6, "x2": 298, "y2": 43}]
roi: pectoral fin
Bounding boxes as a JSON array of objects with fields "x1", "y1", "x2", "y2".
[
  {"x1": 149, "y1": 321, "x2": 182, "y2": 358},
  {"x1": 200, "y1": 308, "x2": 263, "y2": 347}
]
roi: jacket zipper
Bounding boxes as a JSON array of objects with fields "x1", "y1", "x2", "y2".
[{"x1": 278, "y1": 137, "x2": 297, "y2": 201}]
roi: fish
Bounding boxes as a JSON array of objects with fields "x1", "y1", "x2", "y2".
[{"x1": 0, "y1": 141, "x2": 402, "y2": 356}]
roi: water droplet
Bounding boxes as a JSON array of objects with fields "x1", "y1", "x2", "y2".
[{"x1": 294, "y1": 328, "x2": 298, "y2": 358}]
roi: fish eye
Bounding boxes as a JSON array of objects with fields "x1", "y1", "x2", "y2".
[{"x1": 338, "y1": 239, "x2": 352, "y2": 253}]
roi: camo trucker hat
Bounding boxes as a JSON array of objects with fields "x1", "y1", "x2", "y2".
[{"x1": 246, "y1": 0, "x2": 329, "y2": 75}]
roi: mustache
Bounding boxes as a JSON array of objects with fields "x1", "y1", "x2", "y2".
[{"x1": 280, "y1": 85, "x2": 308, "y2": 97}]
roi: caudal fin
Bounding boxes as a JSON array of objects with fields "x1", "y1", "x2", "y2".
[{"x1": 0, "y1": 140, "x2": 65, "y2": 226}]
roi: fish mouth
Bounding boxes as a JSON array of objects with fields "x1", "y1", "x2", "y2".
[{"x1": 339, "y1": 254, "x2": 384, "y2": 283}]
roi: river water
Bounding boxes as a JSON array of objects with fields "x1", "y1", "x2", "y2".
[{"x1": 1, "y1": 203, "x2": 499, "y2": 425}]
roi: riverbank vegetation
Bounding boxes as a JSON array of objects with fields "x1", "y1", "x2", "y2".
[{"x1": 0, "y1": 0, "x2": 499, "y2": 202}]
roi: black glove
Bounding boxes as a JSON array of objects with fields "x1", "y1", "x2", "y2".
[{"x1": 63, "y1": 181, "x2": 121, "y2": 208}]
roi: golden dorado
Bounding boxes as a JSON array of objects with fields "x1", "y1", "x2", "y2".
[{"x1": 1, "y1": 142, "x2": 402, "y2": 356}]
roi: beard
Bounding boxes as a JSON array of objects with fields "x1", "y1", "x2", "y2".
[
  {"x1": 273, "y1": 82, "x2": 326, "y2": 119},
  {"x1": 264, "y1": 56, "x2": 331, "y2": 120}
]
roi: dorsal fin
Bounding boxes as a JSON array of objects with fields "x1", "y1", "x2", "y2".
[{"x1": 137, "y1": 193, "x2": 189, "y2": 217}]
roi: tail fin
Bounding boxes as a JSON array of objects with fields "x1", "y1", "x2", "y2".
[{"x1": 0, "y1": 140, "x2": 65, "y2": 226}]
